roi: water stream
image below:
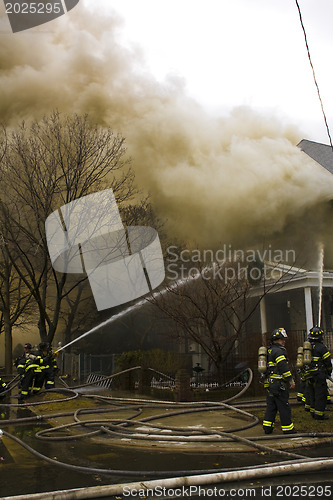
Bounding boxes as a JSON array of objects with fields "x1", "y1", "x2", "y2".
[
  {"x1": 57, "y1": 268, "x2": 208, "y2": 353},
  {"x1": 317, "y1": 242, "x2": 324, "y2": 327}
]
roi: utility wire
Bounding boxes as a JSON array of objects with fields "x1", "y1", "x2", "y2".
[{"x1": 294, "y1": 0, "x2": 333, "y2": 148}]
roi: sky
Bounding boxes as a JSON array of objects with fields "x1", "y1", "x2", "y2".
[{"x1": 86, "y1": 0, "x2": 333, "y2": 145}]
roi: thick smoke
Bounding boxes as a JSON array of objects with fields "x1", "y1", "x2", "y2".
[{"x1": 1, "y1": 4, "x2": 333, "y2": 255}]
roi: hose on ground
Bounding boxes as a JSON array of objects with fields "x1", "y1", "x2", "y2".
[
  {"x1": 0, "y1": 387, "x2": 79, "y2": 407},
  {"x1": 1, "y1": 366, "x2": 332, "y2": 492},
  {"x1": 3, "y1": 394, "x2": 311, "y2": 461},
  {"x1": 1, "y1": 429, "x2": 331, "y2": 479},
  {"x1": 1, "y1": 377, "x2": 331, "y2": 463}
]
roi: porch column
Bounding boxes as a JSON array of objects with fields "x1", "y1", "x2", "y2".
[
  {"x1": 260, "y1": 297, "x2": 267, "y2": 344},
  {"x1": 304, "y1": 287, "x2": 313, "y2": 332}
]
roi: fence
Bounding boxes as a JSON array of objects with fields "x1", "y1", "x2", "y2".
[
  {"x1": 150, "y1": 376, "x2": 175, "y2": 390},
  {"x1": 60, "y1": 352, "x2": 116, "y2": 382},
  {"x1": 85, "y1": 373, "x2": 113, "y2": 389},
  {"x1": 58, "y1": 330, "x2": 332, "y2": 393}
]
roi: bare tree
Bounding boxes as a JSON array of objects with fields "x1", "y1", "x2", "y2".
[
  {"x1": 0, "y1": 125, "x2": 34, "y2": 372},
  {"x1": 150, "y1": 259, "x2": 296, "y2": 383},
  {"x1": 0, "y1": 236, "x2": 33, "y2": 373},
  {"x1": 0, "y1": 112, "x2": 137, "y2": 350},
  {"x1": 61, "y1": 282, "x2": 100, "y2": 347}
]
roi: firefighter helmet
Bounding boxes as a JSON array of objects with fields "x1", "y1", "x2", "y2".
[
  {"x1": 24, "y1": 343, "x2": 32, "y2": 350},
  {"x1": 271, "y1": 328, "x2": 288, "y2": 341},
  {"x1": 308, "y1": 326, "x2": 324, "y2": 340},
  {"x1": 39, "y1": 342, "x2": 49, "y2": 351}
]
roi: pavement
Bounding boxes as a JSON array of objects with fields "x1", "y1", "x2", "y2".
[{"x1": 5, "y1": 387, "x2": 331, "y2": 454}]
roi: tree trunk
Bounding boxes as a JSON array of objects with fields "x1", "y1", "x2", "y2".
[
  {"x1": 216, "y1": 366, "x2": 224, "y2": 385},
  {"x1": 4, "y1": 310, "x2": 12, "y2": 374}
]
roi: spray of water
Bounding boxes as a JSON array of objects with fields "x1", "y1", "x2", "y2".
[
  {"x1": 317, "y1": 241, "x2": 324, "y2": 327},
  {"x1": 56, "y1": 270, "x2": 207, "y2": 352},
  {"x1": 56, "y1": 298, "x2": 148, "y2": 352}
]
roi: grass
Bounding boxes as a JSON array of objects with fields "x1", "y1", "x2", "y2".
[
  {"x1": 25, "y1": 389, "x2": 333, "y2": 434},
  {"x1": 248, "y1": 403, "x2": 333, "y2": 433},
  {"x1": 30, "y1": 391, "x2": 101, "y2": 414}
]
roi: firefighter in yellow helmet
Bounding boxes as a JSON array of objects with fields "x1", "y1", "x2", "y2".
[{"x1": 263, "y1": 328, "x2": 296, "y2": 434}]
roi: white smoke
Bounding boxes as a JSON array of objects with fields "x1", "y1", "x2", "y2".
[{"x1": 0, "y1": 3, "x2": 333, "y2": 251}]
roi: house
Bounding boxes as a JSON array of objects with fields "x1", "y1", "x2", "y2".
[
  {"x1": 190, "y1": 139, "x2": 333, "y2": 378},
  {"x1": 247, "y1": 139, "x2": 333, "y2": 349}
]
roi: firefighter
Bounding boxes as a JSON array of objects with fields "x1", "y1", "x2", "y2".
[
  {"x1": 0, "y1": 377, "x2": 7, "y2": 397},
  {"x1": 34, "y1": 342, "x2": 57, "y2": 392},
  {"x1": 263, "y1": 328, "x2": 296, "y2": 434},
  {"x1": 304, "y1": 326, "x2": 332, "y2": 420},
  {"x1": 15, "y1": 343, "x2": 40, "y2": 400},
  {"x1": 45, "y1": 343, "x2": 58, "y2": 389}
]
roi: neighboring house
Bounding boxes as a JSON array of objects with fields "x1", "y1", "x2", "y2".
[{"x1": 298, "y1": 139, "x2": 333, "y2": 174}]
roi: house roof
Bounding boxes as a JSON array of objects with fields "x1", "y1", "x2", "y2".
[
  {"x1": 297, "y1": 139, "x2": 333, "y2": 174},
  {"x1": 249, "y1": 261, "x2": 333, "y2": 296}
]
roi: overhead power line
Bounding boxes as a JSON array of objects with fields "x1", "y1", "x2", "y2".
[{"x1": 294, "y1": 0, "x2": 333, "y2": 148}]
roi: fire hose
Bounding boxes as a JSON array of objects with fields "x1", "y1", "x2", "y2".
[{"x1": 0, "y1": 367, "x2": 332, "y2": 499}]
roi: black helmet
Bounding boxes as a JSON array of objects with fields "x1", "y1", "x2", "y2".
[
  {"x1": 24, "y1": 343, "x2": 32, "y2": 350},
  {"x1": 308, "y1": 326, "x2": 324, "y2": 340},
  {"x1": 271, "y1": 328, "x2": 288, "y2": 341},
  {"x1": 39, "y1": 342, "x2": 49, "y2": 351}
]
